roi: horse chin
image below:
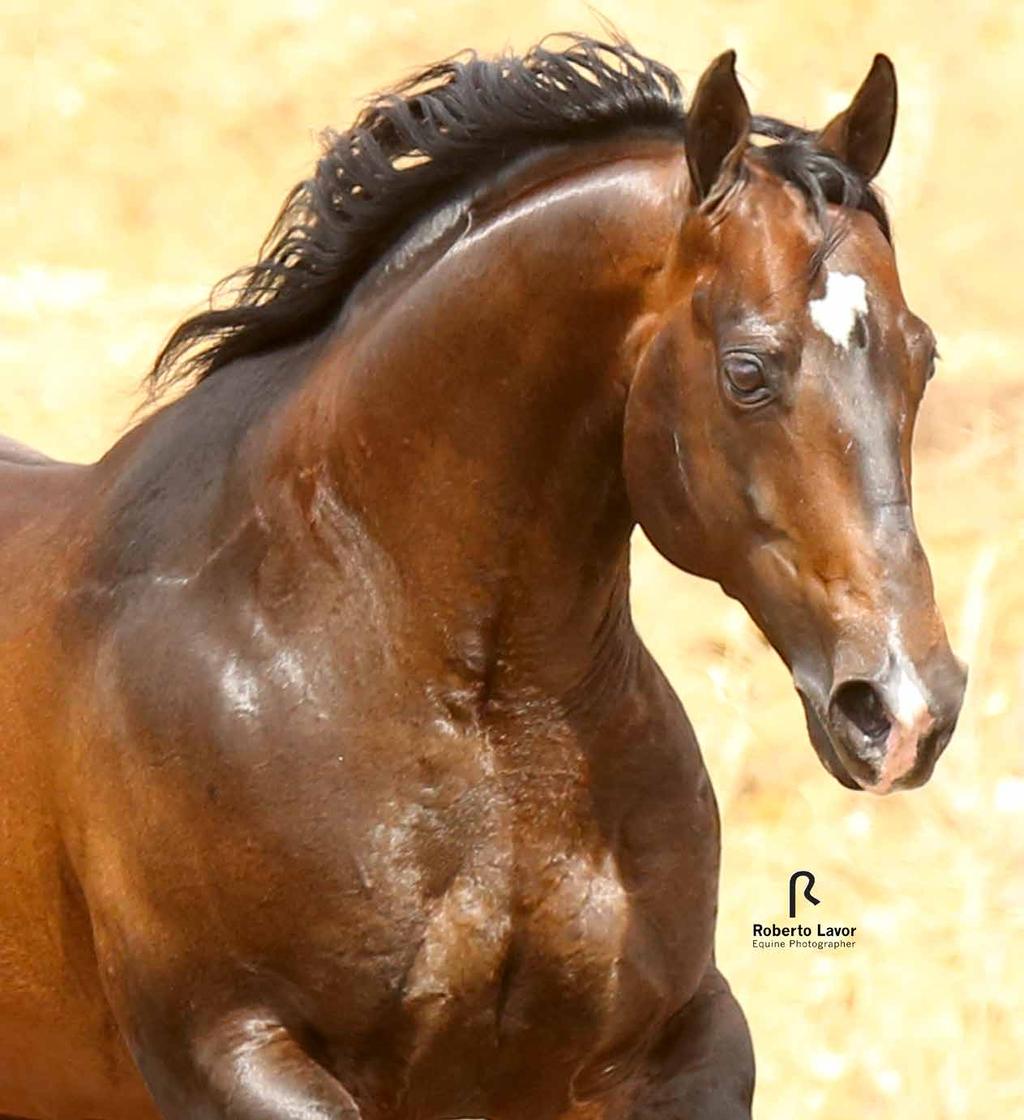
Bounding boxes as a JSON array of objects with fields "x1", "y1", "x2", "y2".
[{"x1": 797, "y1": 692, "x2": 862, "y2": 791}]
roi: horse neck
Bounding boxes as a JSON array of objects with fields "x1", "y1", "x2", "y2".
[{"x1": 265, "y1": 142, "x2": 686, "y2": 699}]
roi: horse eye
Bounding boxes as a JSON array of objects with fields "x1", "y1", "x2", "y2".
[{"x1": 722, "y1": 352, "x2": 771, "y2": 405}]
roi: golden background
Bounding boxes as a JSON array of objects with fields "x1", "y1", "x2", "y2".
[{"x1": 2, "y1": 1, "x2": 1021, "y2": 1115}]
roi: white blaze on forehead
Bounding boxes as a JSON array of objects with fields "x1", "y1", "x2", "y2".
[{"x1": 809, "y1": 270, "x2": 868, "y2": 350}]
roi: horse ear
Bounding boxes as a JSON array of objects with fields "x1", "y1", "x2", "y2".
[
  {"x1": 685, "y1": 51, "x2": 751, "y2": 204},
  {"x1": 817, "y1": 54, "x2": 897, "y2": 181}
]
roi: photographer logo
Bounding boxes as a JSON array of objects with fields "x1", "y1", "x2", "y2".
[
  {"x1": 788, "y1": 869, "x2": 820, "y2": 917},
  {"x1": 751, "y1": 870, "x2": 857, "y2": 951}
]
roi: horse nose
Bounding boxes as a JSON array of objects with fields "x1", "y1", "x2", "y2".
[{"x1": 827, "y1": 654, "x2": 967, "y2": 795}]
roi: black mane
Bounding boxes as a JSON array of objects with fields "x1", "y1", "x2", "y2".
[{"x1": 148, "y1": 35, "x2": 889, "y2": 393}]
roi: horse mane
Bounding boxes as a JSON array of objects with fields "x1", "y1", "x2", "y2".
[{"x1": 148, "y1": 35, "x2": 890, "y2": 394}]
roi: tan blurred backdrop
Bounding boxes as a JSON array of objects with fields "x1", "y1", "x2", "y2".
[{"x1": 2, "y1": 2, "x2": 1022, "y2": 1116}]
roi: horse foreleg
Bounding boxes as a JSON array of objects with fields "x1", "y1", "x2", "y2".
[
  {"x1": 628, "y1": 964, "x2": 754, "y2": 1120},
  {"x1": 143, "y1": 1014, "x2": 362, "y2": 1120}
]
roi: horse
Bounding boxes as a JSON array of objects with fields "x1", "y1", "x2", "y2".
[{"x1": 0, "y1": 37, "x2": 966, "y2": 1120}]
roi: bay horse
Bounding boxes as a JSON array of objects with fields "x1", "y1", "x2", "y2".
[{"x1": 0, "y1": 38, "x2": 965, "y2": 1120}]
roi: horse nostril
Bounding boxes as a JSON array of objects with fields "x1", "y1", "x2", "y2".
[{"x1": 831, "y1": 680, "x2": 892, "y2": 742}]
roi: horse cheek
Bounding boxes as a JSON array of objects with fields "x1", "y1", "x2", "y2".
[{"x1": 624, "y1": 342, "x2": 715, "y2": 579}]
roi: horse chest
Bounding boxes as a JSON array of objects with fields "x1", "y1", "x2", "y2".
[
  {"x1": 403, "y1": 842, "x2": 635, "y2": 1015},
  {"x1": 388, "y1": 779, "x2": 707, "y2": 1111}
]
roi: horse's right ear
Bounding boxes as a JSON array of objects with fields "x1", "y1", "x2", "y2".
[
  {"x1": 685, "y1": 51, "x2": 751, "y2": 204},
  {"x1": 817, "y1": 55, "x2": 897, "y2": 181}
]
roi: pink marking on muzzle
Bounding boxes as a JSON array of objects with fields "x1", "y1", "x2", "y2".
[{"x1": 861, "y1": 707, "x2": 935, "y2": 795}]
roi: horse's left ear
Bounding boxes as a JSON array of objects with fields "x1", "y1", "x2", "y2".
[
  {"x1": 817, "y1": 54, "x2": 897, "y2": 181},
  {"x1": 685, "y1": 51, "x2": 751, "y2": 204}
]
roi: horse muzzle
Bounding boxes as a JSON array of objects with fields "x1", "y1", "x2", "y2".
[
  {"x1": 819, "y1": 648, "x2": 967, "y2": 794},
  {"x1": 796, "y1": 636, "x2": 967, "y2": 794}
]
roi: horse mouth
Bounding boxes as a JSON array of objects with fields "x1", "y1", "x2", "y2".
[{"x1": 798, "y1": 696, "x2": 862, "y2": 791}]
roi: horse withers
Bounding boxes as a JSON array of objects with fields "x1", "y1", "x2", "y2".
[{"x1": 0, "y1": 39, "x2": 964, "y2": 1120}]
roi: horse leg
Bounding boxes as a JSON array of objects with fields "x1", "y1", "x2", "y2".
[
  {"x1": 628, "y1": 963, "x2": 754, "y2": 1120},
  {"x1": 140, "y1": 1014, "x2": 363, "y2": 1120}
]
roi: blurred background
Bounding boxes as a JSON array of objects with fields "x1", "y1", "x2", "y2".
[{"x1": 2, "y1": 1, "x2": 1021, "y2": 1116}]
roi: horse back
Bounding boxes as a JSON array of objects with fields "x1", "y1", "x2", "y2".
[
  {"x1": 0, "y1": 437, "x2": 85, "y2": 543},
  {"x1": 0, "y1": 432, "x2": 59, "y2": 466}
]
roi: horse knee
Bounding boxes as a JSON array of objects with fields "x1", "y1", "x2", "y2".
[
  {"x1": 633, "y1": 967, "x2": 754, "y2": 1119},
  {"x1": 160, "y1": 1013, "x2": 362, "y2": 1120}
]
